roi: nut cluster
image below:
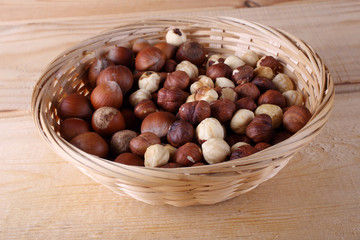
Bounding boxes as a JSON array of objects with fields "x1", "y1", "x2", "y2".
[{"x1": 58, "y1": 28, "x2": 312, "y2": 168}]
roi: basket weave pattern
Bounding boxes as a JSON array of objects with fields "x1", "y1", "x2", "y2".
[{"x1": 32, "y1": 17, "x2": 334, "y2": 207}]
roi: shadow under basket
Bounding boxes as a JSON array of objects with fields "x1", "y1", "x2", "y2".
[{"x1": 32, "y1": 17, "x2": 334, "y2": 207}]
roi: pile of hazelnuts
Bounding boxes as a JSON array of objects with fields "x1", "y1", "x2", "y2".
[{"x1": 58, "y1": 28, "x2": 312, "y2": 168}]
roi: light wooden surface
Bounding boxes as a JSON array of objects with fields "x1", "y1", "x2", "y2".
[{"x1": 1, "y1": 0, "x2": 360, "y2": 239}]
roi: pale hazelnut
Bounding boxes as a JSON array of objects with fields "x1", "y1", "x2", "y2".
[
  {"x1": 196, "y1": 117, "x2": 225, "y2": 144},
  {"x1": 202, "y1": 138, "x2": 230, "y2": 164},
  {"x1": 282, "y1": 90, "x2": 304, "y2": 106},
  {"x1": 241, "y1": 50, "x2": 259, "y2": 67},
  {"x1": 215, "y1": 77, "x2": 235, "y2": 88},
  {"x1": 138, "y1": 71, "x2": 161, "y2": 93},
  {"x1": 129, "y1": 89, "x2": 152, "y2": 107},
  {"x1": 190, "y1": 76, "x2": 214, "y2": 94},
  {"x1": 166, "y1": 28, "x2": 187, "y2": 47},
  {"x1": 206, "y1": 54, "x2": 224, "y2": 68},
  {"x1": 255, "y1": 104, "x2": 283, "y2": 128},
  {"x1": 254, "y1": 66, "x2": 274, "y2": 79},
  {"x1": 163, "y1": 144, "x2": 177, "y2": 161},
  {"x1": 176, "y1": 60, "x2": 199, "y2": 79},
  {"x1": 144, "y1": 144, "x2": 170, "y2": 167},
  {"x1": 256, "y1": 56, "x2": 282, "y2": 73},
  {"x1": 217, "y1": 87, "x2": 238, "y2": 102},
  {"x1": 230, "y1": 109, "x2": 255, "y2": 134},
  {"x1": 230, "y1": 142, "x2": 249, "y2": 152},
  {"x1": 194, "y1": 86, "x2": 218, "y2": 103},
  {"x1": 186, "y1": 94, "x2": 196, "y2": 103},
  {"x1": 224, "y1": 55, "x2": 245, "y2": 70},
  {"x1": 272, "y1": 73, "x2": 295, "y2": 92}
]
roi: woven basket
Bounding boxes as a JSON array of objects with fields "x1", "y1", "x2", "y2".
[{"x1": 32, "y1": 17, "x2": 334, "y2": 207}]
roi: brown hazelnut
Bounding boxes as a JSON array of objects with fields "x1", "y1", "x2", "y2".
[
  {"x1": 191, "y1": 162, "x2": 206, "y2": 167},
  {"x1": 167, "y1": 120, "x2": 194, "y2": 148},
  {"x1": 114, "y1": 153, "x2": 144, "y2": 166},
  {"x1": 254, "y1": 66, "x2": 274, "y2": 79},
  {"x1": 230, "y1": 142, "x2": 250, "y2": 152},
  {"x1": 135, "y1": 47, "x2": 166, "y2": 72},
  {"x1": 141, "y1": 111, "x2": 176, "y2": 138},
  {"x1": 70, "y1": 132, "x2": 108, "y2": 158},
  {"x1": 232, "y1": 65, "x2": 254, "y2": 85},
  {"x1": 96, "y1": 65, "x2": 134, "y2": 95},
  {"x1": 164, "y1": 70, "x2": 190, "y2": 90},
  {"x1": 255, "y1": 104, "x2": 283, "y2": 128},
  {"x1": 235, "y1": 82, "x2": 260, "y2": 101},
  {"x1": 225, "y1": 134, "x2": 252, "y2": 147},
  {"x1": 162, "y1": 59, "x2": 178, "y2": 73},
  {"x1": 271, "y1": 131, "x2": 292, "y2": 145},
  {"x1": 216, "y1": 87, "x2": 238, "y2": 102},
  {"x1": 110, "y1": 130, "x2": 138, "y2": 155},
  {"x1": 230, "y1": 145, "x2": 257, "y2": 160},
  {"x1": 121, "y1": 108, "x2": 141, "y2": 131},
  {"x1": 91, "y1": 107, "x2": 126, "y2": 137},
  {"x1": 206, "y1": 63, "x2": 232, "y2": 80},
  {"x1": 258, "y1": 90, "x2": 286, "y2": 108},
  {"x1": 90, "y1": 81, "x2": 123, "y2": 109},
  {"x1": 245, "y1": 114, "x2": 274, "y2": 143},
  {"x1": 252, "y1": 77, "x2": 276, "y2": 93},
  {"x1": 129, "y1": 132, "x2": 161, "y2": 156},
  {"x1": 257, "y1": 56, "x2": 282, "y2": 73},
  {"x1": 88, "y1": 57, "x2": 114, "y2": 87},
  {"x1": 235, "y1": 97, "x2": 257, "y2": 111},
  {"x1": 58, "y1": 93, "x2": 93, "y2": 120},
  {"x1": 107, "y1": 46, "x2": 133, "y2": 67},
  {"x1": 132, "y1": 38, "x2": 151, "y2": 54},
  {"x1": 160, "y1": 162, "x2": 182, "y2": 168},
  {"x1": 283, "y1": 105, "x2": 312, "y2": 133},
  {"x1": 194, "y1": 86, "x2": 218, "y2": 103},
  {"x1": 157, "y1": 87, "x2": 187, "y2": 113},
  {"x1": 210, "y1": 99, "x2": 236, "y2": 123},
  {"x1": 206, "y1": 54, "x2": 224, "y2": 68},
  {"x1": 134, "y1": 99, "x2": 157, "y2": 120},
  {"x1": 154, "y1": 42, "x2": 177, "y2": 60},
  {"x1": 60, "y1": 118, "x2": 90, "y2": 141},
  {"x1": 174, "y1": 143, "x2": 202, "y2": 166},
  {"x1": 254, "y1": 142, "x2": 271, "y2": 151},
  {"x1": 176, "y1": 41, "x2": 206, "y2": 66},
  {"x1": 178, "y1": 100, "x2": 211, "y2": 125}
]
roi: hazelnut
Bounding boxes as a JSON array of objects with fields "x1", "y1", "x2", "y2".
[
  {"x1": 154, "y1": 42, "x2": 177, "y2": 59},
  {"x1": 230, "y1": 109, "x2": 255, "y2": 134},
  {"x1": 58, "y1": 93, "x2": 93, "y2": 120},
  {"x1": 88, "y1": 57, "x2": 114, "y2": 87},
  {"x1": 224, "y1": 55, "x2": 245, "y2": 70},
  {"x1": 178, "y1": 100, "x2": 211, "y2": 125},
  {"x1": 162, "y1": 59, "x2": 178, "y2": 73},
  {"x1": 245, "y1": 114, "x2": 274, "y2": 143},
  {"x1": 194, "y1": 86, "x2": 218, "y2": 103},
  {"x1": 215, "y1": 77, "x2": 235, "y2": 88},
  {"x1": 91, "y1": 107, "x2": 125, "y2": 137},
  {"x1": 157, "y1": 87, "x2": 187, "y2": 113},
  {"x1": 135, "y1": 47, "x2": 166, "y2": 72},
  {"x1": 96, "y1": 65, "x2": 133, "y2": 95},
  {"x1": 107, "y1": 46, "x2": 133, "y2": 67},
  {"x1": 167, "y1": 120, "x2": 194, "y2": 148},
  {"x1": 225, "y1": 134, "x2": 252, "y2": 147},
  {"x1": 206, "y1": 63, "x2": 232, "y2": 80},
  {"x1": 191, "y1": 162, "x2": 206, "y2": 167},
  {"x1": 160, "y1": 162, "x2": 182, "y2": 168},
  {"x1": 164, "y1": 70, "x2": 190, "y2": 90},
  {"x1": 70, "y1": 132, "x2": 108, "y2": 158},
  {"x1": 90, "y1": 81, "x2": 123, "y2": 109},
  {"x1": 134, "y1": 99, "x2": 157, "y2": 120},
  {"x1": 166, "y1": 28, "x2": 187, "y2": 47},
  {"x1": 175, "y1": 60, "x2": 199, "y2": 79},
  {"x1": 110, "y1": 130, "x2": 138, "y2": 155},
  {"x1": 257, "y1": 56, "x2": 282, "y2": 73},
  {"x1": 258, "y1": 90, "x2": 286, "y2": 108},
  {"x1": 255, "y1": 104, "x2": 283, "y2": 128},
  {"x1": 283, "y1": 105, "x2": 312, "y2": 133},
  {"x1": 232, "y1": 65, "x2": 254, "y2": 85},
  {"x1": 210, "y1": 99, "x2": 236, "y2": 123},
  {"x1": 141, "y1": 111, "x2": 176, "y2": 138},
  {"x1": 121, "y1": 108, "x2": 141, "y2": 131},
  {"x1": 254, "y1": 66, "x2": 274, "y2": 79},
  {"x1": 216, "y1": 87, "x2": 238, "y2": 102},
  {"x1": 186, "y1": 94, "x2": 196, "y2": 103},
  {"x1": 174, "y1": 143, "x2": 202, "y2": 166},
  {"x1": 230, "y1": 142, "x2": 249, "y2": 152},
  {"x1": 282, "y1": 90, "x2": 304, "y2": 106},
  {"x1": 254, "y1": 142, "x2": 271, "y2": 151},
  {"x1": 206, "y1": 54, "x2": 224, "y2": 68},
  {"x1": 129, "y1": 132, "x2": 161, "y2": 156},
  {"x1": 190, "y1": 76, "x2": 214, "y2": 94},
  {"x1": 241, "y1": 50, "x2": 259, "y2": 67},
  {"x1": 230, "y1": 145, "x2": 257, "y2": 160},
  {"x1": 138, "y1": 71, "x2": 161, "y2": 93},
  {"x1": 129, "y1": 89, "x2": 152, "y2": 107},
  {"x1": 60, "y1": 118, "x2": 90, "y2": 141},
  {"x1": 144, "y1": 144, "x2": 170, "y2": 167},
  {"x1": 176, "y1": 41, "x2": 206, "y2": 66},
  {"x1": 271, "y1": 131, "x2": 292, "y2": 145},
  {"x1": 114, "y1": 153, "x2": 144, "y2": 166},
  {"x1": 272, "y1": 73, "x2": 294, "y2": 92},
  {"x1": 195, "y1": 117, "x2": 225, "y2": 144},
  {"x1": 235, "y1": 97, "x2": 257, "y2": 111},
  {"x1": 163, "y1": 144, "x2": 177, "y2": 161},
  {"x1": 252, "y1": 76, "x2": 276, "y2": 93},
  {"x1": 235, "y1": 82, "x2": 260, "y2": 101},
  {"x1": 132, "y1": 38, "x2": 151, "y2": 53},
  {"x1": 202, "y1": 138, "x2": 230, "y2": 164}
]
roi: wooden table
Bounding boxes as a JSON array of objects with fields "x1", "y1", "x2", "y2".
[{"x1": 1, "y1": 0, "x2": 359, "y2": 239}]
